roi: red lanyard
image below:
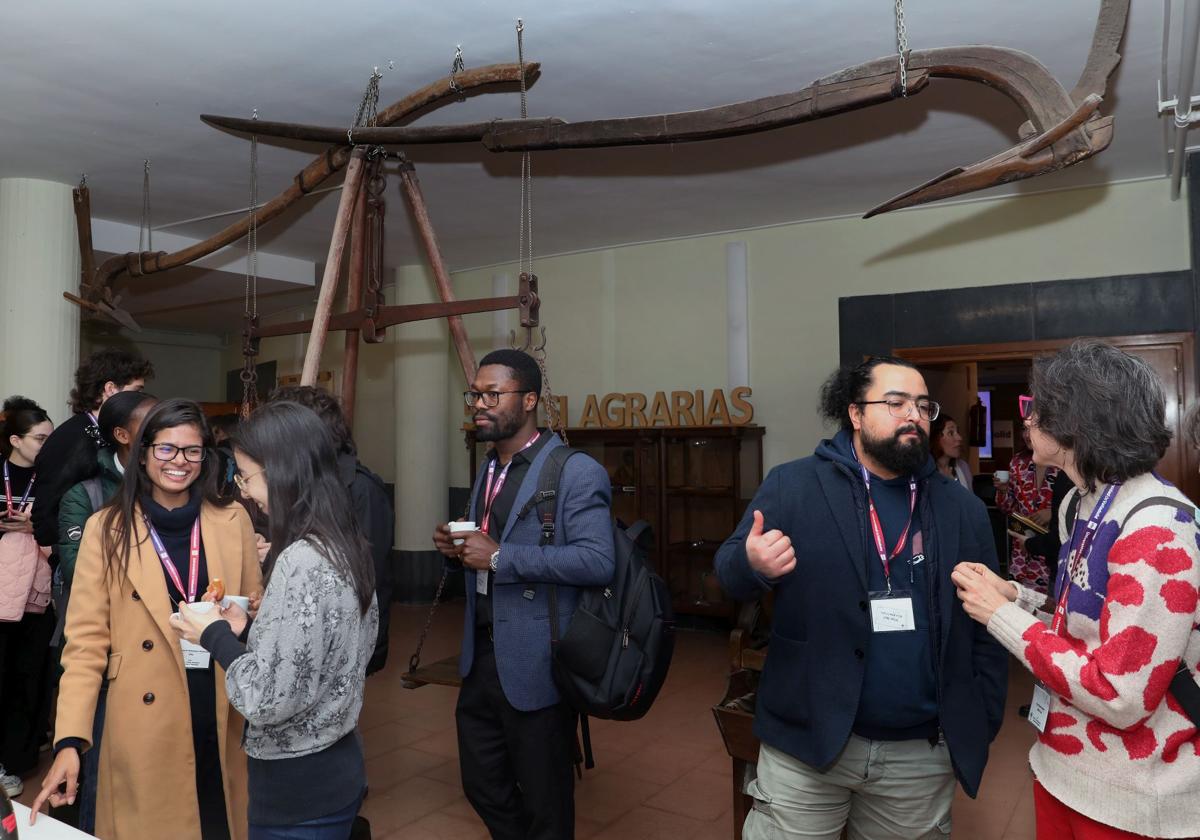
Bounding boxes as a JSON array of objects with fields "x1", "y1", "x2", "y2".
[
  {"x1": 1051, "y1": 482, "x2": 1121, "y2": 635},
  {"x1": 859, "y1": 464, "x2": 917, "y2": 590},
  {"x1": 481, "y1": 432, "x2": 541, "y2": 535},
  {"x1": 144, "y1": 516, "x2": 201, "y2": 603},
  {"x1": 3, "y1": 461, "x2": 35, "y2": 517}
]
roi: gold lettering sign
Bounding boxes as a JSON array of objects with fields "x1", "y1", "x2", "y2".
[{"x1": 578, "y1": 388, "x2": 754, "y2": 428}]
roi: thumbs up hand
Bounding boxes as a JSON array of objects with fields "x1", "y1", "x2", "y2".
[{"x1": 745, "y1": 510, "x2": 796, "y2": 580}]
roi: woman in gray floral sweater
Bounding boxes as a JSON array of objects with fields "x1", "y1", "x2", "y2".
[{"x1": 173, "y1": 402, "x2": 378, "y2": 840}]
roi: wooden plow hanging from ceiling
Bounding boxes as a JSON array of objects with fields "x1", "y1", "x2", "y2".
[{"x1": 68, "y1": 0, "x2": 1129, "y2": 420}]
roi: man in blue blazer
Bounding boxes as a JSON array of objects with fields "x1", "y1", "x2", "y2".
[
  {"x1": 434, "y1": 349, "x2": 614, "y2": 840},
  {"x1": 716, "y1": 356, "x2": 1007, "y2": 840}
]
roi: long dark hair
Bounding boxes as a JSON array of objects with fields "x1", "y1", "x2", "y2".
[
  {"x1": 98, "y1": 391, "x2": 158, "y2": 447},
  {"x1": 100, "y1": 399, "x2": 228, "y2": 580},
  {"x1": 1, "y1": 396, "x2": 50, "y2": 458},
  {"x1": 230, "y1": 402, "x2": 374, "y2": 613}
]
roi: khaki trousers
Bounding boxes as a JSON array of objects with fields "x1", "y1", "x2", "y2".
[{"x1": 742, "y1": 736, "x2": 955, "y2": 840}]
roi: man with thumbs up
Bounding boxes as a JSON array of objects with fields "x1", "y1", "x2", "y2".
[{"x1": 716, "y1": 356, "x2": 1007, "y2": 840}]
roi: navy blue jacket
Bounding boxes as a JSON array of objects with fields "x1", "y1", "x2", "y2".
[
  {"x1": 459, "y1": 434, "x2": 615, "y2": 711},
  {"x1": 715, "y1": 431, "x2": 1008, "y2": 797}
]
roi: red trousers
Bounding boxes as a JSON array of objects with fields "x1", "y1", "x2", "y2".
[{"x1": 1035, "y1": 781, "x2": 1197, "y2": 840}]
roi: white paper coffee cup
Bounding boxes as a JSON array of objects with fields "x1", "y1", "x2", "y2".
[
  {"x1": 994, "y1": 470, "x2": 1010, "y2": 483},
  {"x1": 450, "y1": 521, "x2": 477, "y2": 546},
  {"x1": 223, "y1": 595, "x2": 250, "y2": 612},
  {"x1": 184, "y1": 601, "x2": 216, "y2": 615}
]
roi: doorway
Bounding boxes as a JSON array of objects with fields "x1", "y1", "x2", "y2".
[{"x1": 897, "y1": 332, "x2": 1199, "y2": 501}]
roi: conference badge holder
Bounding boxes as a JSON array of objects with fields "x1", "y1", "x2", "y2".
[{"x1": 868, "y1": 590, "x2": 916, "y2": 633}]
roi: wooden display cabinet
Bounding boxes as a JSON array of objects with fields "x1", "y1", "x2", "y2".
[{"x1": 466, "y1": 425, "x2": 764, "y2": 619}]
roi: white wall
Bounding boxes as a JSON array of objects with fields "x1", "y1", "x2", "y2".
[
  {"x1": 447, "y1": 178, "x2": 1191, "y2": 476},
  {"x1": 236, "y1": 177, "x2": 1191, "y2": 489},
  {"x1": 81, "y1": 323, "x2": 228, "y2": 403}
]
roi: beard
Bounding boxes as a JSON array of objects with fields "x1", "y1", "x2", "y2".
[
  {"x1": 474, "y1": 407, "x2": 526, "y2": 442},
  {"x1": 860, "y1": 423, "x2": 930, "y2": 476}
]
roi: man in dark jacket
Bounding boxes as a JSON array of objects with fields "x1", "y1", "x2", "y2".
[
  {"x1": 31, "y1": 348, "x2": 153, "y2": 551},
  {"x1": 716, "y1": 356, "x2": 1008, "y2": 840},
  {"x1": 269, "y1": 385, "x2": 395, "y2": 674}
]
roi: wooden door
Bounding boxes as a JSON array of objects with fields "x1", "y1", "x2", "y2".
[
  {"x1": 1114, "y1": 340, "x2": 1191, "y2": 496},
  {"x1": 917, "y1": 362, "x2": 980, "y2": 475},
  {"x1": 897, "y1": 333, "x2": 1198, "y2": 502}
]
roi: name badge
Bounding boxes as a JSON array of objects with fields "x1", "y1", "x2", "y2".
[
  {"x1": 476, "y1": 569, "x2": 489, "y2": 596},
  {"x1": 869, "y1": 592, "x2": 916, "y2": 632},
  {"x1": 1028, "y1": 682, "x2": 1052, "y2": 733},
  {"x1": 180, "y1": 639, "x2": 211, "y2": 670}
]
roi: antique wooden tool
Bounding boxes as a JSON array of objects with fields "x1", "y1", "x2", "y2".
[{"x1": 202, "y1": 0, "x2": 1128, "y2": 219}]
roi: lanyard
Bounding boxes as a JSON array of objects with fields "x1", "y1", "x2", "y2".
[
  {"x1": 1051, "y1": 482, "x2": 1121, "y2": 635},
  {"x1": 144, "y1": 516, "x2": 201, "y2": 603},
  {"x1": 3, "y1": 461, "x2": 35, "y2": 517},
  {"x1": 859, "y1": 464, "x2": 917, "y2": 591},
  {"x1": 481, "y1": 431, "x2": 542, "y2": 536}
]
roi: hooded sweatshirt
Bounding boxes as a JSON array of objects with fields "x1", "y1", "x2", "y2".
[{"x1": 818, "y1": 430, "x2": 940, "y2": 740}]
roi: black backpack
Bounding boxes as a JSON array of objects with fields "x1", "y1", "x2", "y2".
[{"x1": 521, "y1": 447, "x2": 676, "y2": 762}]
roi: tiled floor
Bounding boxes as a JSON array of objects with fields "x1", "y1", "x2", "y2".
[{"x1": 17, "y1": 602, "x2": 1041, "y2": 838}]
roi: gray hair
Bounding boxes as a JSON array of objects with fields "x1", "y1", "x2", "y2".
[
  {"x1": 1184, "y1": 402, "x2": 1200, "y2": 451},
  {"x1": 1029, "y1": 340, "x2": 1171, "y2": 491}
]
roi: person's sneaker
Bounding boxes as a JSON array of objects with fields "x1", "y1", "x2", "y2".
[{"x1": 0, "y1": 767, "x2": 22, "y2": 798}]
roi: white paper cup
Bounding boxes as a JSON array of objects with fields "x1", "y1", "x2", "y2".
[
  {"x1": 223, "y1": 595, "x2": 250, "y2": 612},
  {"x1": 183, "y1": 601, "x2": 216, "y2": 615},
  {"x1": 994, "y1": 470, "x2": 1010, "y2": 483},
  {"x1": 450, "y1": 521, "x2": 477, "y2": 546}
]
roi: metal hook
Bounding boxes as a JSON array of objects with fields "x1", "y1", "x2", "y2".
[{"x1": 507, "y1": 326, "x2": 546, "y2": 354}]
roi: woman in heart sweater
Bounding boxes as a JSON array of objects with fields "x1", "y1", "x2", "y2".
[{"x1": 953, "y1": 340, "x2": 1200, "y2": 840}]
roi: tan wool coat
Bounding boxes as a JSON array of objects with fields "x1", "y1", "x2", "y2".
[{"x1": 56, "y1": 500, "x2": 263, "y2": 840}]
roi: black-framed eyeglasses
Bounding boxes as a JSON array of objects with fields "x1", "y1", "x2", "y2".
[
  {"x1": 464, "y1": 390, "x2": 533, "y2": 408},
  {"x1": 858, "y1": 398, "x2": 940, "y2": 422},
  {"x1": 149, "y1": 443, "x2": 206, "y2": 463}
]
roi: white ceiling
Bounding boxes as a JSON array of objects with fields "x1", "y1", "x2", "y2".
[{"x1": 0, "y1": 0, "x2": 1187, "y2": 328}]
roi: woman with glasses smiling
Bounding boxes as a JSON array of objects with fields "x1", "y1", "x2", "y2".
[{"x1": 32, "y1": 399, "x2": 261, "y2": 840}]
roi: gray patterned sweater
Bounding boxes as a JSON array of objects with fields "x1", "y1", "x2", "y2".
[{"x1": 203, "y1": 537, "x2": 378, "y2": 759}]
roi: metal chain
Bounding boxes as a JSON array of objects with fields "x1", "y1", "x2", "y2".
[
  {"x1": 349, "y1": 69, "x2": 383, "y2": 144},
  {"x1": 240, "y1": 111, "x2": 261, "y2": 419},
  {"x1": 538, "y1": 353, "x2": 568, "y2": 444},
  {"x1": 448, "y1": 45, "x2": 466, "y2": 98},
  {"x1": 139, "y1": 160, "x2": 152, "y2": 252},
  {"x1": 517, "y1": 19, "x2": 533, "y2": 279},
  {"x1": 405, "y1": 567, "x2": 450, "y2": 678},
  {"x1": 895, "y1": 0, "x2": 910, "y2": 97},
  {"x1": 245, "y1": 110, "x2": 259, "y2": 320}
]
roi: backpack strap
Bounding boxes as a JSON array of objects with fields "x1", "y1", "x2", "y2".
[
  {"x1": 522, "y1": 447, "x2": 583, "y2": 644},
  {"x1": 1113, "y1": 494, "x2": 1200, "y2": 726},
  {"x1": 82, "y1": 477, "x2": 104, "y2": 512}
]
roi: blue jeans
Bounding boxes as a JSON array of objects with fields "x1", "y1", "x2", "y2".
[{"x1": 248, "y1": 794, "x2": 362, "y2": 840}]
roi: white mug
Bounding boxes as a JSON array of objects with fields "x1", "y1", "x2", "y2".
[
  {"x1": 450, "y1": 521, "x2": 477, "y2": 546},
  {"x1": 994, "y1": 470, "x2": 1011, "y2": 483}
]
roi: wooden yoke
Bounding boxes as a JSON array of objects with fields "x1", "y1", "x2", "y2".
[
  {"x1": 396, "y1": 157, "x2": 476, "y2": 383},
  {"x1": 301, "y1": 147, "x2": 368, "y2": 386}
]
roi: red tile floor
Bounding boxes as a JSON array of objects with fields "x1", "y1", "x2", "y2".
[{"x1": 18, "y1": 602, "x2": 1040, "y2": 839}]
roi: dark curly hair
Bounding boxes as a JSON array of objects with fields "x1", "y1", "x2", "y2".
[
  {"x1": 268, "y1": 385, "x2": 354, "y2": 455},
  {"x1": 69, "y1": 348, "x2": 154, "y2": 413},
  {"x1": 929, "y1": 413, "x2": 957, "y2": 460},
  {"x1": 1, "y1": 396, "x2": 51, "y2": 458},
  {"x1": 819, "y1": 356, "x2": 919, "y2": 431},
  {"x1": 1029, "y1": 340, "x2": 1171, "y2": 491}
]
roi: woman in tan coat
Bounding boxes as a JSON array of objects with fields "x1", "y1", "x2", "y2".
[{"x1": 30, "y1": 399, "x2": 262, "y2": 840}]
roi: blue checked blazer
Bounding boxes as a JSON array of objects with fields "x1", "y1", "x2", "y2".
[{"x1": 459, "y1": 434, "x2": 615, "y2": 711}]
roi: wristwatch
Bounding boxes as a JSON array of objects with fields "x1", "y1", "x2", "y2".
[{"x1": 489, "y1": 549, "x2": 501, "y2": 573}]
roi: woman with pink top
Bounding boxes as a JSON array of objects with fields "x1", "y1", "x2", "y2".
[{"x1": 953, "y1": 340, "x2": 1200, "y2": 839}]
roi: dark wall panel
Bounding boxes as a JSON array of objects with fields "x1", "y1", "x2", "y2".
[
  {"x1": 893, "y1": 283, "x2": 1033, "y2": 349},
  {"x1": 841, "y1": 272, "x2": 1196, "y2": 363},
  {"x1": 1032, "y1": 272, "x2": 1193, "y2": 340},
  {"x1": 838, "y1": 295, "x2": 894, "y2": 366}
]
